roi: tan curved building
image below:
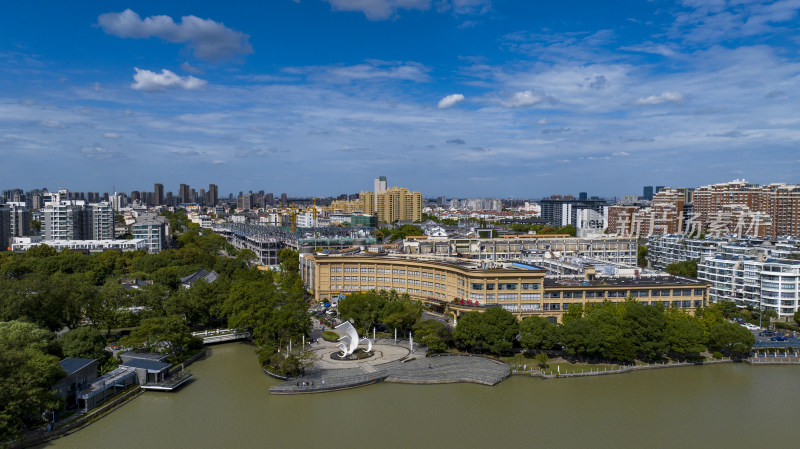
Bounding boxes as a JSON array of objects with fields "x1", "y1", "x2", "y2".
[{"x1": 300, "y1": 254, "x2": 709, "y2": 323}]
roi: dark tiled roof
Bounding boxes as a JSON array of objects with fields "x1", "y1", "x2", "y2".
[
  {"x1": 121, "y1": 358, "x2": 171, "y2": 372},
  {"x1": 59, "y1": 358, "x2": 96, "y2": 376},
  {"x1": 180, "y1": 267, "x2": 219, "y2": 285}
]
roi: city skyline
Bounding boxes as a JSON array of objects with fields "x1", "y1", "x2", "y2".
[{"x1": 2, "y1": 1, "x2": 799, "y2": 196}]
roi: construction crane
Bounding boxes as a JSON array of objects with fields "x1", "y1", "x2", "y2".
[{"x1": 290, "y1": 202, "x2": 297, "y2": 234}]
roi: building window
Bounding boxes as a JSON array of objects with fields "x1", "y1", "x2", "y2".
[
  {"x1": 498, "y1": 283, "x2": 518, "y2": 290},
  {"x1": 521, "y1": 283, "x2": 540, "y2": 290},
  {"x1": 471, "y1": 283, "x2": 484, "y2": 290}
]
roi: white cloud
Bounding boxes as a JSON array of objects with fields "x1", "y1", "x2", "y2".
[
  {"x1": 439, "y1": 0, "x2": 492, "y2": 14},
  {"x1": 103, "y1": 133, "x2": 122, "y2": 139},
  {"x1": 537, "y1": 118, "x2": 548, "y2": 125},
  {"x1": 612, "y1": 151, "x2": 630, "y2": 157},
  {"x1": 502, "y1": 91, "x2": 544, "y2": 108},
  {"x1": 38, "y1": 120, "x2": 67, "y2": 129},
  {"x1": 325, "y1": 0, "x2": 430, "y2": 20},
  {"x1": 131, "y1": 68, "x2": 207, "y2": 92},
  {"x1": 632, "y1": 91, "x2": 684, "y2": 106},
  {"x1": 97, "y1": 9, "x2": 253, "y2": 61},
  {"x1": 438, "y1": 93, "x2": 465, "y2": 109},
  {"x1": 81, "y1": 145, "x2": 119, "y2": 160},
  {"x1": 324, "y1": 0, "x2": 490, "y2": 20},
  {"x1": 291, "y1": 60, "x2": 430, "y2": 83},
  {"x1": 181, "y1": 62, "x2": 203, "y2": 74}
]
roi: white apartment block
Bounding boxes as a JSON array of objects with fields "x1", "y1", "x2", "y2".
[
  {"x1": 403, "y1": 235, "x2": 637, "y2": 266},
  {"x1": 699, "y1": 251, "x2": 800, "y2": 320},
  {"x1": 647, "y1": 234, "x2": 724, "y2": 270}
]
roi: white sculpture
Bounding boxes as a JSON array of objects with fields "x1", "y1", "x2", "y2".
[{"x1": 334, "y1": 321, "x2": 373, "y2": 358}]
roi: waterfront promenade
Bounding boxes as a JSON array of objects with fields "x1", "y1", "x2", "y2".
[{"x1": 269, "y1": 339, "x2": 510, "y2": 394}]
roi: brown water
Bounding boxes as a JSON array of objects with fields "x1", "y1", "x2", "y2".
[{"x1": 41, "y1": 342, "x2": 797, "y2": 449}]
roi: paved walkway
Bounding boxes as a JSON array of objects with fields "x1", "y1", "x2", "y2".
[{"x1": 269, "y1": 345, "x2": 510, "y2": 394}]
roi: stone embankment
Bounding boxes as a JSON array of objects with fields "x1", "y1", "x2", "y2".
[
  {"x1": 527, "y1": 359, "x2": 734, "y2": 379},
  {"x1": 269, "y1": 353, "x2": 510, "y2": 394}
]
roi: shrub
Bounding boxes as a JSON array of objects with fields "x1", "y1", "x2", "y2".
[
  {"x1": 712, "y1": 351, "x2": 723, "y2": 359},
  {"x1": 322, "y1": 331, "x2": 339, "y2": 342},
  {"x1": 774, "y1": 321, "x2": 798, "y2": 331}
]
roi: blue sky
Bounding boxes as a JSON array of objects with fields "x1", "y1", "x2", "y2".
[{"x1": 1, "y1": 0, "x2": 799, "y2": 198}]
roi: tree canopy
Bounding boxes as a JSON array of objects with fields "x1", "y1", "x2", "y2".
[{"x1": 0, "y1": 321, "x2": 65, "y2": 442}]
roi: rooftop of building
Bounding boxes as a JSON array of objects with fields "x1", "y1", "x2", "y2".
[
  {"x1": 305, "y1": 253, "x2": 549, "y2": 273},
  {"x1": 544, "y1": 275, "x2": 707, "y2": 288},
  {"x1": 78, "y1": 367, "x2": 137, "y2": 398},
  {"x1": 121, "y1": 358, "x2": 171, "y2": 372},
  {"x1": 59, "y1": 358, "x2": 96, "y2": 376}
]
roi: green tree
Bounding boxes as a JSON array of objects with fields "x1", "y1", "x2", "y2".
[
  {"x1": 535, "y1": 352, "x2": 549, "y2": 370},
  {"x1": 519, "y1": 316, "x2": 560, "y2": 350},
  {"x1": 59, "y1": 326, "x2": 108, "y2": 360},
  {"x1": 452, "y1": 311, "x2": 485, "y2": 352},
  {"x1": 555, "y1": 224, "x2": 577, "y2": 236},
  {"x1": 236, "y1": 248, "x2": 258, "y2": 263},
  {"x1": 621, "y1": 300, "x2": 668, "y2": 361},
  {"x1": 166, "y1": 279, "x2": 226, "y2": 328},
  {"x1": 387, "y1": 224, "x2": 424, "y2": 242},
  {"x1": 562, "y1": 303, "x2": 583, "y2": 324},
  {"x1": 794, "y1": 310, "x2": 800, "y2": 326},
  {"x1": 337, "y1": 292, "x2": 388, "y2": 335},
  {"x1": 708, "y1": 322, "x2": 756, "y2": 356},
  {"x1": 224, "y1": 271, "x2": 310, "y2": 349},
  {"x1": 120, "y1": 315, "x2": 196, "y2": 355},
  {"x1": 413, "y1": 319, "x2": 452, "y2": 353},
  {"x1": 665, "y1": 260, "x2": 698, "y2": 278},
  {"x1": 666, "y1": 317, "x2": 706, "y2": 358},
  {"x1": 637, "y1": 245, "x2": 648, "y2": 268},
  {"x1": 453, "y1": 307, "x2": 518, "y2": 355},
  {"x1": 278, "y1": 248, "x2": 300, "y2": 274},
  {"x1": 380, "y1": 297, "x2": 422, "y2": 335},
  {"x1": 0, "y1": 321, "x2": 65, "y2": 441}
]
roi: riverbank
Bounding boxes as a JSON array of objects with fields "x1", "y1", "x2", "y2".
[
  {"x1": 38, "y1": 343, "x2": 800, "y2": 449},
  {"x1": 8, "y1": 349, "x2": 208, "y2": 449}
]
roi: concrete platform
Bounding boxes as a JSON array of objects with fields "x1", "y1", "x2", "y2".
[{"x1": 269, "y1": 340, "x2": 510, "y2": 394}]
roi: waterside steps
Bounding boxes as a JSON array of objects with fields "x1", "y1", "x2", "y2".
[
  {"x1": 140, "y1": 372, "x2": 194, "y2": 391},
  {"x1": 269, "y1": 355, "x2": 510, "y2": 395}
]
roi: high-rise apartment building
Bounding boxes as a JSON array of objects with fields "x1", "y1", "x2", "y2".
[
  {"x1": 693, "y1": 180, "x2": 800, "y2": 238},
  {"x1": 642, "y1": 186, "x2": 654, "y2": 201},
  {"x1": 154, "y1": 183, "x2": 164, "y2": 206},
  {"x1": 7, "y1": 203, "x2": 31, "y2": 237},
  {"x1": 0, "y1": 207, "x2": 10, "y2": 250},
  {"x1": 373, "y1": 176, "x2": 387, "y2": 210},
  {"x1": 208, "y1": 184, "x2": 218, "y2": 206},
  {"x1": 608, "y1": 188, "x2": 683, "y2": 236},
  {"x1": 540, "y1": 195, "x2": 608, "y2": 228},
  {"x1": 90, "y1": 202, "x2": 115, "y2": 240},
  {"x1": 179, "y1": 184, "x2": 192, "y2": 204},
  {"x1": 133, "y1": 213, "x2": 170, "y2": 253},
  {"x1": 375, "y1": 186, "x2": 422, "y2": 223}
]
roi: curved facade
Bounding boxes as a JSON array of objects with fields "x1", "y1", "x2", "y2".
[{"x1": 301, "y1": 254, "x2": 709, "y2": 323}]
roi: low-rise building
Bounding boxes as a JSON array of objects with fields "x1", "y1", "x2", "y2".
[
  {"x1": 11, "y1": 236, "x2": 147, "y2": 253},
  {"x1": 300, "y1": 254, "x2": 708, "y2": 323},
  {"x1": 52, "y1": 358, "x2": 98, "y2": 410},
  {"x1": 699, "y1": 247, "x2": 800, "y2": 320},
  {"x1": 403, "y1": 235, "x2": 637, "y2": 266}
]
